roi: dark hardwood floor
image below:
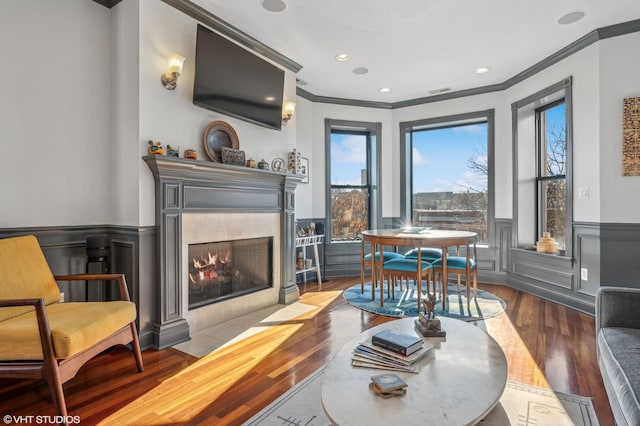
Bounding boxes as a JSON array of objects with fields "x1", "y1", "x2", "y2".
[{"x1": 0, "y1": 277, "x2": 614, "y2": 425}]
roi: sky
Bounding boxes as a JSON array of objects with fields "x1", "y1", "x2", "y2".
[
  {"x1": 330, "y1": 103, "x2": 564, "y2": 193},
  {"x1": 411, "y1": 123, "x2": 488, "y2": 194}
]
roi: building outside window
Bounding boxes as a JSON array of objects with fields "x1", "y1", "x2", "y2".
[
  {"x1": 400, "y1": 110, "x2": 495, "y2": 246},
  {"x1": 325, "y1": 120, "x2": 381, "y2": 242}
]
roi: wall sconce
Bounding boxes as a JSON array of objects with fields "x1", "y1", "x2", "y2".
[
  {"x1": 161, "y1": 53, "x2": 186, "y2": 90},
  {"x1": 282, "y1": 101, "x2": 296, "y2": 125}
]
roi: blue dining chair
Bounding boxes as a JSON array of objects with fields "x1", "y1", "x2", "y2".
[
  {"x1": 404, "y1": 247, "x2": 443, "y2": 263},
  {"x1": 360, "y1": 239, "x2": 404, "y2": 295},
  {"x1": 381, "y1": 258, "x2": 433, "y2": 311},
  {"x1": 432, "y1": 242, "x2": 478, "y2": 305}
]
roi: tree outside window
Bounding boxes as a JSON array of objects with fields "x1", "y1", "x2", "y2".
[
  {"x1": 326, "y1": 120, "x2": 381, "y2": 242},
  {"x1": 537, "y1": 101, "x2": 567, "y2": 249},
  {"x1": 410, "y1": 122, "x2": 489, "y2": 244}
]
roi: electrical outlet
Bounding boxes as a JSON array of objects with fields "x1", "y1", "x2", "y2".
[
  {"x1": 578, "y1": 187, "x2": 590, "y2": 199},
  {"x1": 581, "y1": 268, "x2": 588, "y2": 281}
]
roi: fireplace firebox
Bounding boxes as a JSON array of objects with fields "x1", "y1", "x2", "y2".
[{"x1": 188, "y1": 237, "x2": 273, "y2": 309}]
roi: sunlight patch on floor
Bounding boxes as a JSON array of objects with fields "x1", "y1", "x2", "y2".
[
  {"x1": 98, "y1": 290, "x2": 343, "y2": 425},
  {"x1": 483, "y1": 313, "x2": 552, "y2": 390}
]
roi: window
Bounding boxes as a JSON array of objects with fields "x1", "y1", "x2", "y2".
[
  {"x1": 325, "y1": 119, "x2": 381, "y2": 242},
  {"x1": 536, "y1": 101, "x2": 567, "y2": 249},
  {"x1": 400, "y1": 110, "x2": 495, "y2": 246},
  {"x1": 512, "y1": 78, "x2": 573, "y2": 255}
]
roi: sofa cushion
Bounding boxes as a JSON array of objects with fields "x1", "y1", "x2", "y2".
[
  {"x1": 598, "y1": 327, "x2": 640, "y2": 425},
  {"x1": 0, "y1": 235, "x2": 63, "y2": 322},
  {"x1": 0, "y1": 301, "x2": 136, "y2": 360}
]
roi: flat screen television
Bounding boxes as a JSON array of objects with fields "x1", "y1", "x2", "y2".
[{"x1": 193, "y1": 24, "x2": 285, "y2": 131}]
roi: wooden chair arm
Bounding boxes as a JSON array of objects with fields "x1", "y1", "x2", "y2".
[
  {"x1": 54, "y1": 274, "x2": 131, "y2": 302},
  {"x1": 0, "y1": 298, "x2": 58, "y2": 365}
]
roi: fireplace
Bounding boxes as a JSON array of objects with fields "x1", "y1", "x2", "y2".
[
  {"x1": 188, "y1": 237, "x2": 273, "y2": 309},
  {"x1": 145, "y1": 155, "x2": 303, "y2": 349}
]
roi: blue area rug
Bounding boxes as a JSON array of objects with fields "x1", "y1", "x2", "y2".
[{"x1": 343, "y1": 282, "x2": 506, "y2": 320}]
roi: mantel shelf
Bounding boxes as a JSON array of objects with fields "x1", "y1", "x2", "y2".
[{"x1": 143, "y1": 155, "x2": 305, "y2": 187}]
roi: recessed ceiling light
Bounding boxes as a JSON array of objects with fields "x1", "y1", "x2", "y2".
[
  {"x1": 262, "y1": 0, "x2": 286, "y2": 13},
  {"x1": 558, "y1": 11, "x2": 586, "y2": 25},
  {"x1": 379, "y1": 87, "x2": 391, "y2": 93},
  {"x1": 474, "y1": 67, "x2": 491, "y2": 74},
  {"x1": 335, "y1": 53, "x2": 351, "y2": 62},
  {"x1": 265, "y1": 96, "x2": 276, "y2": 102},
  {"x1": 352, "y1": 67, "x2": 369, "y2": 75}
]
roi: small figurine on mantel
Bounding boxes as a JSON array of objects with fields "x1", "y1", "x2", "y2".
[
  {"x1": 167, "y1": 145, "x2": 180, "y2": 157},
  {"x1": 414, "y1": 293, "x2": 446, "y2": 337},
  {"x1": 184, "y1": 149, "x2": 197, "y2": 160},
  {"x1": 147, "y1": 140, "x2": 163, "y2": 155}
]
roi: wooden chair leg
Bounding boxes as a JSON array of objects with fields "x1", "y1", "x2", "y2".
[
  {"x1": 130, "y1": 323, "x2": 144, "y2": 372},
  {"x1": 473, "y1": 269, "x2": 478, "y2": 299},
  {"x1": 43, "y1": 361, "x2": 67, "y2": 418}
]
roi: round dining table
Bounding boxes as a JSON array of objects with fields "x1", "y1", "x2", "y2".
[{"x1": 361, "y1": 228, "x2": 477, "y2": 311}]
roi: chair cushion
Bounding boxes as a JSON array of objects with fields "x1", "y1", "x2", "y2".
[
  {"x1": 597, "y1": 327, "x2": 640, "y2": 425},
  {"x1": 404, "y1": 248, "x2": 443, "y2": 262},
  {"x1": 432, "y1": 256, "x2": 477, "y2": 270},
  {"x1": 0, "y1": 301, "x2": 137, "y2": 360},
  {"x1": 0, "y1": 235, "x2": 63, "y2": 322},
  {"x1": 383, "y1": 258, "x2": 432, "y2": 273},
  {"x1": 363, "y1": 251, "x2": 404, "y2": 262}
]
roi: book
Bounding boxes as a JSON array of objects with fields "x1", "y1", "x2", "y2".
[
  {"x1": 351, "y1": 358, "x2": 419, "y2": 373},
  {"x1": 357, "y1": 341, "x2": 431, "y2": 365},
  {"x1": 370, "y1": 373, "x2": 408, "y2": 392},
  {"x1": 369, "y1": 382, "x2": 407, "y2": 398},
  {"x1": 371, "y1": 329, "x2": 423, "y2": 356}
]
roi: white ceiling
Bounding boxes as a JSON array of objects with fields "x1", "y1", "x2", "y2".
[{"x1": 192, "y1": 0, "x2": 640, "y2": 104}]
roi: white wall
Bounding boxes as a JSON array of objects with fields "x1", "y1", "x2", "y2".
[
  {"x1": 111, "y1": 0, "x2": 141, "y2": 226},
  {"x1": 296, "y1": 31, "x2": 640, "y2": 227},
  {"x1": 137, "y1": 1, "x2": 298, "y2": 226},
  {"x1": 1, "y1": 1, "x2": 638, "y2": 229},
  {"x1": 294, "y1": 101, "x2": 394, "y2": 218},
  {"x1": 504, "y1": 39, "x2": 602, "y2": 223},
  {"x1": 599, "y1": 32, "x2": 640, "y2": 223},
  {"x1": 0, "y1": 0, "x2": 112, "y2": 227}
]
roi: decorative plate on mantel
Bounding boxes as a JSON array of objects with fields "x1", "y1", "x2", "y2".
[{"x1": 203, "y1": 120, "x2": 239, "y2": 163}]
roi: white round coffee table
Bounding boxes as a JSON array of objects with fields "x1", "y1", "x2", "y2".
[{"x1": 321, "y1": 317, "x2": 507, "y2": 425}]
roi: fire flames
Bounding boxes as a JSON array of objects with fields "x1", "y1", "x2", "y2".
[{"x1": 189, "y1": 250, "x2": 231, "y2": 286}]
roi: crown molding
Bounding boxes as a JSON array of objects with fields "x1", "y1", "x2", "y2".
[
  {"x1": 302, "y1": 18, "x2": 640, "y2": 109},
  {"x1": 161, "y1": 0, "x2": 302, "y2": 73}
]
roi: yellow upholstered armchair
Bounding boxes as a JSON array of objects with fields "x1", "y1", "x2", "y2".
[{"x1": 0, "y1": 235, "x2": 144, "y2": 418}]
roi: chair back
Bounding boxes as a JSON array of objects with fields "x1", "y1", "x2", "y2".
[{"x1": 0, "y1": 235, "x2": 62, "y2": 321}]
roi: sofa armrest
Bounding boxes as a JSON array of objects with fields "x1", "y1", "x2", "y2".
[
  {"x1": 596, "y1": 286, "x2": 640, "y2": 332},
  {"x1": 54, "y1": 274, "x2": 131, "y2": 302}
]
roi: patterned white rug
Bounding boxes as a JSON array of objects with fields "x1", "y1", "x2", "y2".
[{"x1": 244, "y1": 366, "x2": 599, "y2": 426}]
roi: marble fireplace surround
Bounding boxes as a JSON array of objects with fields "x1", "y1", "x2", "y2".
[{"x1": 144, "y1": 155, "x2": 302, "y2": 349}]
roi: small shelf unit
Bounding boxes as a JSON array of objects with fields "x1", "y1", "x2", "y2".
[{"x1": 295, "y1": 235, "x2": 323, "y2": 285}]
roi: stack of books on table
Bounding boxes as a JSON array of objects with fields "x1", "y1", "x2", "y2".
[
  {"x1": 369, "y1": 373, "x2": 408, "y2": 398},
  {"x1": 351, "y1": 329, "x2": 431, "y2": 373}
]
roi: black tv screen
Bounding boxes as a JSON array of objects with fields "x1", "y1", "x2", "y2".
[{"x1": 193, "y1": 24, "x2": 285, "y2": 131}]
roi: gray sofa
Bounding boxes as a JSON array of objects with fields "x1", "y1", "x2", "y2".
[{"x1": 596, "y1": 286, "x2": 640, "y2": 426}]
